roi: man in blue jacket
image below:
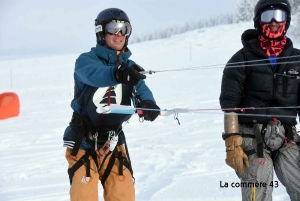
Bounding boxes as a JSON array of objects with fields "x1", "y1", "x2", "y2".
[{"x1": 63, "y1": 8, "x2": 160, "y2": 201}]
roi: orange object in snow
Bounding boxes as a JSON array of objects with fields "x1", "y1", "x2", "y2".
[{"x1": 0, "y1": 92, "x2": 20, "y2": 120}]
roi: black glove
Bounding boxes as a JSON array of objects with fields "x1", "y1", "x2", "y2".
[
  {"x1": 138, "y1": 100, "x2": 160, "y2": 122},
  {"x1": 115, "y1": 63, "x2": 146, "y2": 86}
]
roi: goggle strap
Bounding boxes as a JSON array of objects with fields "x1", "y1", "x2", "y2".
[{"x1": 95, "y1": 25, "x2": 102, "y2": 34}]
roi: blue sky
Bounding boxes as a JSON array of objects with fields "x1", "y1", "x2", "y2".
[{"x1": 0, "y1": 0, "x2": 237, "y2": 58}]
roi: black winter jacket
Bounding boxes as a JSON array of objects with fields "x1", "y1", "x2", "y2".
[{"x1": 219, "y1": 29, "x2": 300, "y2": 126}]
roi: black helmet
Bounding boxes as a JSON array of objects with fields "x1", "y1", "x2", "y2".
[
  {"x1": 94, "y1": 8, "x2": 131, "y2": 47},
  {"x1": 253, "y1": 0, "x2": 291, "y2": 31}
]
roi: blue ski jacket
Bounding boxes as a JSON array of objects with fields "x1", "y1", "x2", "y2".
[{"x1": 63, "y1": 44, "x2": 156, "y2": 149}]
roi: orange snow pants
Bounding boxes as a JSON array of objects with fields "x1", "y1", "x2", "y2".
[{"x1": 65, "y1": 145, "x2": 135, "y2": 201}]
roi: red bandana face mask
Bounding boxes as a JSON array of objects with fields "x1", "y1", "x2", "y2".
[{"x1": 258, "y1": 22, "x2": 287, "y2": 56}]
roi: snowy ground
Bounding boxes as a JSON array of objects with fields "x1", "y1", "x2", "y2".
[{"x1": 0, "y1": 22, "x2": 299, "y2": 201}]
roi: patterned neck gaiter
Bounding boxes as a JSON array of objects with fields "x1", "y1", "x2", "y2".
[{"x1": 258, "y1": 22, "x2": 287, "y2": 56}]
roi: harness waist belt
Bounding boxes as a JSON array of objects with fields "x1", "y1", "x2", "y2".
[
  {"x1": 69, "y1": 112, "x2": 122, "y2": 145},
  {"x1": 86, "y1": 127, "x2": 122, "y2": 143}
]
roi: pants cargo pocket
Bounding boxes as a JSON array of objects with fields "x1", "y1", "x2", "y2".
[
  {"x1": 98, "y1": 145, "x2": 135, "y2": 201},
  {"x1": 65, "y1": 148, "x2": 99, "y2": 201}
]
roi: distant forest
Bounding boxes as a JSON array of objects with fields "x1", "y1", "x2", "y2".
[{"x1": 129, "y1": 0, "x2": 300, "y2": 44}]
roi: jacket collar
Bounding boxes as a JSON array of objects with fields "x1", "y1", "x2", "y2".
[
  {"x1": 92, "y1": 44, "x2": 132, "y2": 65},
  {"x1": 241, "y1": 29, "x2": 293, "y2": 58}
]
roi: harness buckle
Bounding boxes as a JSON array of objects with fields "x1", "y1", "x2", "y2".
[
  {"x1": 256, "y1": 156, "x2": 266, "y2": 166},
  {"x1": 284, "y1": 137, "x2": 293, "y2": 146}
]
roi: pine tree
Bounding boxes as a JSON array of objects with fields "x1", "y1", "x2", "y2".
[
  {"x1": 289, "y1": 0, "x2": 300, "y2": 13},
  {"x1": 294, "y1": 4, "x2": 300, "y2": 40},
  {"x1": 236, "y1": 0, "x2": 259, "y2": 22},
  {"x1": 287, "y1": 0, "x2": 300, "y2": 39}
]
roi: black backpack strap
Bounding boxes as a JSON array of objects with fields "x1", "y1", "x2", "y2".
[
  {"x1": 71, "y1": 127, "x2": 86, "y2": 157},
  {"x1": 100, "y1": 146, "x2": 133, "y2": 187},
  {"x1": 244, "y1": 149, "x2": 256, "y2": 156},
  {"x1": 253, "y1": 123, "x2": 267, "y2": 158},
  {"x1": 67, "y1": 150, "x2": 90, "y2": 185},
  {"x1": 101, "y1": 148, "x2": 118, "y2": 187},
  {"x1": 284, "y1": 125, "x2": 294, "y2": 142},
  {"x1": 90, "y1": 148, "x2": 99, "y2": 170},
  {"x1": 122, "y1": 131, "x2": 134, "y2": 178},
  {"x1": 69, "y1": 112, "x2": 86, "y2": 157}
]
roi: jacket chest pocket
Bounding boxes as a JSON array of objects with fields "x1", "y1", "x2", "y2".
[{"x1": 277, "y1": 70, "x2": 300, "y2": 97}]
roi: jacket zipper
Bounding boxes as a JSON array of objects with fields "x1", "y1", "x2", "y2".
[
  {"x1": 97, "y1": 53, "x2": 120, "y2": 126},
  {"x1": 272, "y1": 71, "x2": 276, "y2": 100},
  {"x1": 283, "y1": 71, "x2": 287, "y2": 97}
]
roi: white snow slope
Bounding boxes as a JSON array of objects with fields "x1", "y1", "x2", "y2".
[{"x1": 0, "y1": 22, "x2": 299, "y2": 201}]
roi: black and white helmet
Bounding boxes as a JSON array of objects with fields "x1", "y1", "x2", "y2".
[{"x1": 94, "y1": 8, "x2": 132, "y2": 47}]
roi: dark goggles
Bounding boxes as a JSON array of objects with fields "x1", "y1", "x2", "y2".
[
  {"x1": 260, "y1": 9, "x2": 287, "y2": 23},
  {"x1": 105, "y1": 21, "x2": 131, "y2": 36}
]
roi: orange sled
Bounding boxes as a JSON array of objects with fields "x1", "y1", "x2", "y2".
[{"x1": 0, "y1": 92, "x2": 20, "y2": 120}]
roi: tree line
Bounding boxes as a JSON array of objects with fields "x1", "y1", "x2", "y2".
[{"x1": 129, "y1": 0, "x2": 300, "y2": 44}]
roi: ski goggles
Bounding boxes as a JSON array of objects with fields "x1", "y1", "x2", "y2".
[
  {"x1": 260, "y1": 9, "x2": 287, "y2": 23},
  {"x1": 105, "y1": 21, "x2": 131, "y2": 36}
]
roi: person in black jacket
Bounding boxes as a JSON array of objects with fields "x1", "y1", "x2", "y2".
[{"x1": 220, "y1": 0, "x2": 300, "y2": 200}]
